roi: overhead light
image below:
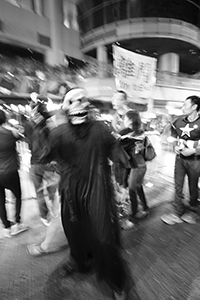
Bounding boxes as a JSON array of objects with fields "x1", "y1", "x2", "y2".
[
  {"x1": 10, "y1": 104, "x2": 18, "y2": 112},
  {"x1": 7, "y1": 71, "x2": 14, "y2": 77},
  {"x1": 27, "y1": 48, "x2": 33, "y2": 53}
]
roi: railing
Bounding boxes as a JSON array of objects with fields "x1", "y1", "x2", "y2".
[
  {"x1": 78, "y1": 0, "x2": 199, "y2": 34},
  {"x1": 81, "y1": 17, "x2": 200, "y2": 52},
  {"x1": 156, "y1": 70, "x2": 200, "y2": 90}
]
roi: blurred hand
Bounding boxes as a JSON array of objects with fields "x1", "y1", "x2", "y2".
[
  {"x1": 135, "y1": 142, "x2": 144, "y2": 153},
  {"x1": 174, "y1": 146, "x2": 182, "y2": 155},
  {"x1": 180, "y1": 148, "x2": 196, "y2": 157},
  {"x1": 111, "y1": 132, "x2": 121, "y2": 139}
]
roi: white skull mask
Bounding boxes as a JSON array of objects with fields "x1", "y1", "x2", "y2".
[{"x1": 62, "y1": 88, "x2": 90, "y2": 125}]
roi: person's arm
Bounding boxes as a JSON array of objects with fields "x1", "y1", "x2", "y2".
[
  {"x1": 101, "y1": 122, "x2": 131, "y2": 169},
  {"x1": 2, "y1": 123, "x2": 24, "y2": 141},
  {"x1": 23, "y1": 120, "x2": 34, "y2": 148},
  {"x1": 40, "y1": 126, "x2": 61, "y2": 164},
  {"x1": 162, "y1": 122, "x2": 177, "y2": 142}
]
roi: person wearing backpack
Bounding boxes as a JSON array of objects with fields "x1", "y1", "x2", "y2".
[{"x1": 24, "y1": 96, "x2": 58, "y2": 227}]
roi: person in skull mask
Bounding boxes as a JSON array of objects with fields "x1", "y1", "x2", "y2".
[
  {"x1": 40, "y1": 87, "x2": 132, "y2": 300},
  {"x1": 24, "y1": 94, "x2": 58, "y2": 226}
]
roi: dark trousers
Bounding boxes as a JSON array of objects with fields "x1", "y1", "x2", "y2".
[
  {"x1": 0, "y1": 170, "x2": 22, "y2": 228},
  {"x1": 174, "y1": 155, "x2": 200, "y2": 216},
  {"x1": 30, "y1": 164, "x2": 58, "y2": 219},
  {"x1": 128, "y1": 164, "x2": 148, "y2": 216}
]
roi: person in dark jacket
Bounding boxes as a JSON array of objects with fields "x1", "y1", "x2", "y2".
[
  {"x1": 24, "y1": 96, "x2": 58, "y2": 226},
  {"x1": 0, "y1": 110, "x2": 28, "y2": 237},
  {"x1": 120, "y1": 110, "x2": 149, "y2": 220}
]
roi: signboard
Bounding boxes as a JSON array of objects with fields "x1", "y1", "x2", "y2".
[{"x1": 113, "y1": 45, "x2": 157, "y2": 101}]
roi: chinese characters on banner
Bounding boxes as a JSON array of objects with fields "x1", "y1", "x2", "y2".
[{"x1": 113, "y1": 45, "x2": 157, "y2": 101}]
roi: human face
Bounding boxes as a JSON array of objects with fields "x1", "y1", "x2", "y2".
[
  {"x1": 112, "y1": 92, "x2": 126, "y2": 110},
  {"x1": 123, "y1": 115, "x2": 131, "y2": 128},
  {"x1": 182, "y1": 98, "x2": 197, "y2": 116}
]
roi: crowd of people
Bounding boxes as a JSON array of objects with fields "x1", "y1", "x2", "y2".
[
  {"x1": 0, "y1": 54, "x2": 104, "y2": 96},
  {"x1": 1, "y1": 54, "x2": 200, "y2": 99},
  {"x1": 0, "y1": 88, "x2": 200, "y2": 300}
]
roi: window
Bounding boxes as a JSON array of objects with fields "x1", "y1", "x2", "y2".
[
  {"x1": 32, "y1": 0, "x2": 44, "y2": 16},
  {"x1": 4, "y1": 0, "x2": 21, "y2": 7},
  {"x1": 4, "y1": 0, "x2": 44, "y2": 14},
  {"x1": 21, "y1": 0, "x2": 34, "y2": 11},
  {"x1": 63, "y1": 1, "x2": 79, "y2": 31}
]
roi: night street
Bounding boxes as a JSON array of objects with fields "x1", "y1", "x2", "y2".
[{"x1": 1, "y1": 143, "x2": 200, "y2": 300}]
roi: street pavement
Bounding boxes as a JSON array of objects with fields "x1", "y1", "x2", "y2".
[{"x1": 0, "y1": 142, "x2": 199, "y2": 300}]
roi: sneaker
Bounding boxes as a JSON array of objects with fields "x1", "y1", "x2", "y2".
[
  {"x1": 135, "y1": 210, "x2": 149, "y2": 219},
  {"x1": 161, "y1": 213, "x2": 183, "y2": 225},
  {"x1": 11, "y1": 223, "x2": 28, "y2": 236},
  {"x1": 40, "y1": 217, "x2": 51, "y2": 226},
  {"x1": 113, "y1": 290, "x2": 127, "y2": 300},
  {"x1": 181, "y1": 212, "x2": 197, "y2": 224},
  {"x1": 3, "y1": 228, "x2": 11, "y2": 238},
  {"x1": 120, "y1": 219, "x2": 135, "y2": 230}
]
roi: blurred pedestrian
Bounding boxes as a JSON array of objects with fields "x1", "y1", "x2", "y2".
[
  {"x1": 24, "y1": 95, "x2": 58, "y2": 226},
  {"x1": 112, "y1": 90, "x2": 130, "y2": 132},
  {"x1": 41, "y1": 87, "x2": 131, "y2": 300},
  {"x1": 27, "y1": 193, "x2": 68, "y2": 255},
  {"x1": 0, "y1": 110, "x2": 28, "y2": 237},
  {"x1": 111, "y1": 91, "x2": 139, "y2": 229},
  {"x1": 161, "y1": 95, "x2": 200, "y2": 225},
  {"x1": 120, "y1": 110, "x2": 149, "y2": 220},
  {"x1": 27, "y1": 108, "x2": 68, "y2": 256},
  {"x1": 111, "y1": 90, "x2": 132, "y2": 189}
]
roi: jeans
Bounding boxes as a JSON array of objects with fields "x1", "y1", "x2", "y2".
[
  {"x1": 0, "y1": 170, "x2": 22, "y2": 228},
  {"x1": 174, "y1": 155, "x2": 200, "y2": 216},
  {"x1": 128, "y1": 163, "x2": 148, "y2": 216},
  {"x1": 30, "y1": 164, "x2": 58, "y2": 219}
]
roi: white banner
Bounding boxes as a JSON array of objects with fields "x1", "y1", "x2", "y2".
[{"x1": 113, "y1": 45, "x2": 157, "y2": 101}]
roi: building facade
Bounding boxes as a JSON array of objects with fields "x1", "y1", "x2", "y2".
[
  {"x1": 77, "y1": 0, "x2": 200, "y2": 113},
  {"x1": 1, "y1": 0, "x2": 200, "y2": 114},
  {"x1": 0, "y1": 0, "x2": 82, "y2": 65}
]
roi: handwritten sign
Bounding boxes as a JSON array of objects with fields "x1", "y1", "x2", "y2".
[{"x1": 113, "y1": 45, "x2": 157, "y2": 99}]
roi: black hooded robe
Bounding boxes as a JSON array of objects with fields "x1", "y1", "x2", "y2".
[{"x1": 41, "y1": 119, "x2": 130, "y2": 292}]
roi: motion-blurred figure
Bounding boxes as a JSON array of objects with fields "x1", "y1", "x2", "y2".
[
  {"x1": 120, "y1": 110, "x2": 149, "y2": 220},
  {"x1": 27, "y1": 108, "x2": 68, "y2": 256},
  {"x1": 0, "y1": 110, "x2": 28, "y2": 237},
  {"x1": 112, "y1": 90, "x2": 130, "y2": 132},
  {"x1": 24, "y1": 95, "x2": 58, "y2": 226},
  {"x1": 41, "y1": 87, "x2": 131, "y2": 300}
]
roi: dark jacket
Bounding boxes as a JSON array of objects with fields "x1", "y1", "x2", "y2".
[
  {"x1": 24, "y1": 119, "x2": 50, "y2": 165},
  {"x1": 0, "y1": 126, "x2": 20, "y2": 174}
]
